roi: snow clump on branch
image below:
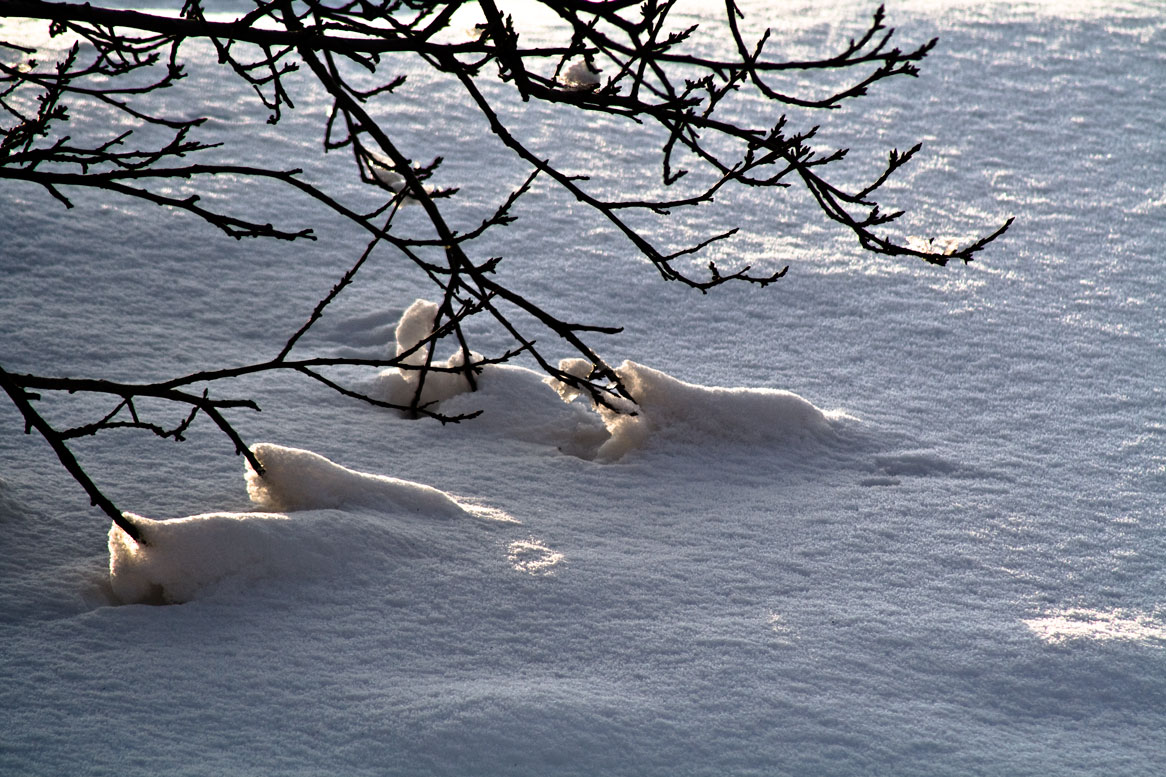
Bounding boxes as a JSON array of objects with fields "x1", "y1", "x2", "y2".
[
  {"x1": 376, "y1": 299, "x2": 481, "y2": 407},
  {"x1": 558, "y1": 60, "x2": 601, "y2": 91}
]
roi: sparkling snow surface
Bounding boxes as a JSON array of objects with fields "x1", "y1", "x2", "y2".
[{"x1": 2, "y1": 1, "x2": 1164, "y2": 775}]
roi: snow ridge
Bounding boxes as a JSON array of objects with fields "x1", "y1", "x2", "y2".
[{"x1": 245, "y1": 441, "x2": 468, "y2": 516}]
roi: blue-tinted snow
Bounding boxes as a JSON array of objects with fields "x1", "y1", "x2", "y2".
[{"x1": 1, "y1": 1, "x2": 1164, "y2": 775}]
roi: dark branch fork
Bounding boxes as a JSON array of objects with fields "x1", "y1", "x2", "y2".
[{"x1": 0, "y1": 0, "x2": 1011, "y2": 534}]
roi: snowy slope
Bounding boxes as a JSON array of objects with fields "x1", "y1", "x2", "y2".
[{"x1": 2, "y1": 1, "x2": 1164, "y2": 775}]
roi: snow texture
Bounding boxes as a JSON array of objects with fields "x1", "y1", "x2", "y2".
[{"x1": 2, "y1": 1, "x2": 1165, "y2": 775}]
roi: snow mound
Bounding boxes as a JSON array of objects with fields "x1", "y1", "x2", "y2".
[
  {"x1": 575, "y1": 360, "x2": 840, "y2": 460},
  {"x1": 108, "y1": 444, "x2": 510, "y2": 604},
  {"x1": 375, "y1": 299, "x2": 479, "y2": 407},
  {"x1": 245, "y1": 442, "x2": 470, "y2": 517},
  {"x1": 437, "y1": 364, "x2": 611, "y2": 454},
  {"x1": 106, "y1": 506, "x2": 467, "y2": 606},
  {"x1": 372, "y1": 301, "x2": 611, "y2": 453},
  {"x1": 108, "y1": 511, "x2": 322, "y2": 605},
  {"x1": 372, "y1": 302, "x2": 841, "y2": 460},
  {"x1": 389, "y1": 356, "x2": 839, "y2": 461}
]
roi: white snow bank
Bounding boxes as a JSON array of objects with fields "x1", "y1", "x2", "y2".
[
  {"x1": 563, "y1": 360, "x2": 841, "y2": 460},
  {"x1": 372, "y1": 300, "x2": 611, "y2": 454},
  {"x1": 245, "y1": 442, "x2": 469, "y2": 517},
  {"x1": 391, "y1": 356, "x2": 840, "y2": 461}
]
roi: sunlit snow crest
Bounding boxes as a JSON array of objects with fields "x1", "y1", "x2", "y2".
[{"x1": 1024, "y1": 608, "x2": 1166, "y2": 647}]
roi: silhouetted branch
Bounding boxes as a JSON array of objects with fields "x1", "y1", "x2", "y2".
[{"x1": 0, "y1": 0, "x2": 1011, "y2": 530}]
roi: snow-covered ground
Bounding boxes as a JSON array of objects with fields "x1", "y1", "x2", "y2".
[{"x1": 2, "y1": 1, "x2": 1164, "y2": 775}]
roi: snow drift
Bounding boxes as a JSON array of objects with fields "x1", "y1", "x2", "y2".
[
  {"x1": 377, "y1": 300, "x2": 842, "y2": 459},
  {"x1": 108, "y1": 510, "x2": 315, "y2": 605},
  {"x1": 108, "y1": 296, "x2": 843, "y2": 604},
  {"x1": 245, "y1": 441, "x2": 470, "y2": 516},
  {"x1": 376, "y1": 298, "x2": 481, "y2": 407},
  {"x1": 106, "y1": 345, "x2": 840, "y2": 603},
  {"x1": 108, "y1": 443, "x2": 502, "y2": 604},
  {"x1": 373, "y1": 300, "x2": 609, "y2": 454},
  {"x1": 557, "y1": 359, "x2": 841, "y2": 460}
]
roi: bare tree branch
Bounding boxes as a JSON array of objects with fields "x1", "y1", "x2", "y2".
[{"x1": 0, "y1": 0, "x2": 1011, "y2": 531}]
